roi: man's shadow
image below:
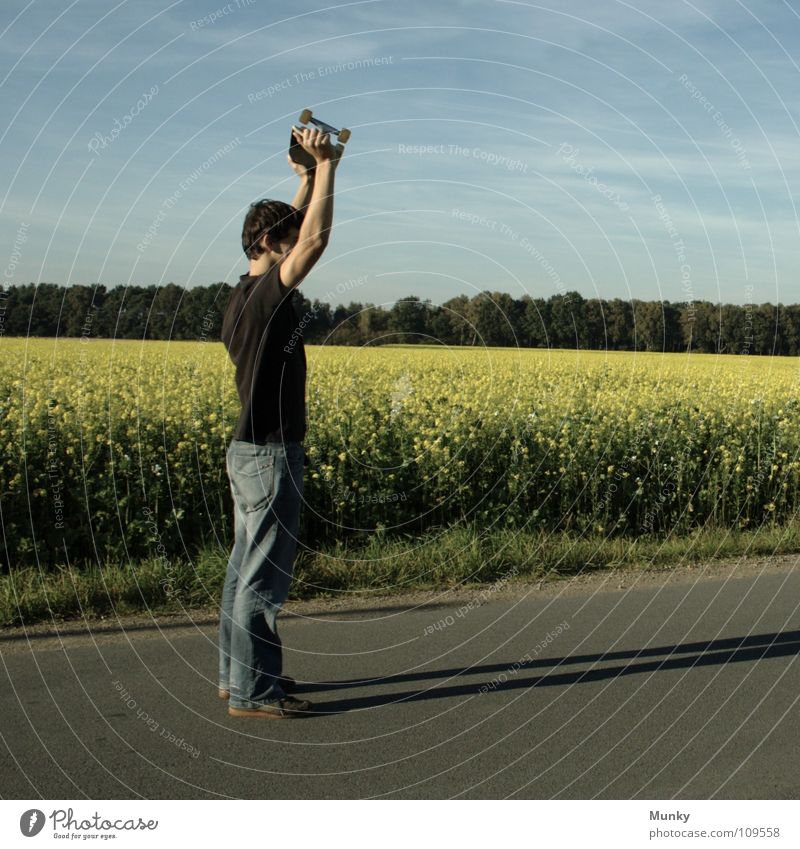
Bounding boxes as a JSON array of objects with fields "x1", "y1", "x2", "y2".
[{"x1": 298, "y1": 629, "x2": 800, "y2": 715}]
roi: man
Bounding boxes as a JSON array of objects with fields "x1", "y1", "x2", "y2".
[{"x1": 218, "y1": 127, "x2": 342, "y2": 718}]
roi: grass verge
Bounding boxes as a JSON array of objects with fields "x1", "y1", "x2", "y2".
[{"x1": 3, "y1": 520, "x2": 800, "y2": 627}]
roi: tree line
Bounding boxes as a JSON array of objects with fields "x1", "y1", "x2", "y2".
[{"x1": 1, "y1": 282, "x2": 798, "y2": 355}]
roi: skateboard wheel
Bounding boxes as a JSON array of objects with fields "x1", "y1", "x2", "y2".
[
  {"x1": 299, "y1": 109, "x2": 312, "y2": 124},
  {"x1": 338, "y1": 128, "x2": 351, "y2": 144}
]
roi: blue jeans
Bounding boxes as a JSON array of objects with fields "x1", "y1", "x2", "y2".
[{"x1": 218, "y1": 439, "x2": 304, "y2": 708}]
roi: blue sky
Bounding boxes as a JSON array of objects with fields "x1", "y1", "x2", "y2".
[{"x1": 2, "y1": 0, "x2": 799, "y2": 307}]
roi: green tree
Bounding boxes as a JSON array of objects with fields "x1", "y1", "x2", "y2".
[
  {"x1": 28, "y1": 283, "x2": 62, "y2": 336},
  {"x1": 752, "y1": 303, "x2": 777, "y2": 355},
  {"x1": 548, "y1": 291, "x2": 586, "y2": 349},
  {"x1": 306, "y1": 299, "x2": 333, "y2": 343},
  {"x1": 662, "y1": 301, "x2": 682, "y2": 351},
  {"x1": 389, "y1": 296, "x2": 429, "y2": 343},
  {"x1": 719, "y1": 303, "x2": 744, "y2": 354},
  {"x1": 521, "y1": 296, "x2": 549, "y2": 347},
  {"x1": 149, "y1": 283, "x2": 185, "y2": 340},
  {"x1": 358, "y1": 304, "x2": 390, "y2": 344},
  {"x1": 120, "y1": 286, "x2": 156, "y2": 339},
  {"x1": 581, "y1": 299, "x2": 605, "y2": 349},
  {"x1": 683, "y1": 301, "x2": 719, "y2": 353},
  {"x1": 779, "y1": 304, "x2": 800, "y2": 356},
  {"x1": 604, "y1": 299, "x2": 633, "y2": 350},
  {"x1": 633, "y1": 299, "x2": 665, "y2": 351},
  {"x1": 436, "y1": 295, "x2": 472, "y2": 345},
  {"x1": 464, "y1": 292, "x2": 511, "y2": 347},
  {"x1": 62, "y1": 285, "x2": 104, "y2": 338},
  {"x1": 94, "y1": 286, "x2": 127, "y2": 338}
]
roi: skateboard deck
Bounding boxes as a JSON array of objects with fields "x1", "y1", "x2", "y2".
[{"x1": 289, "y1": 109, "x2": 350, "y2": 169}]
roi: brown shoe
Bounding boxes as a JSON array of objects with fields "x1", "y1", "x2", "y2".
[
  {"x1": 218, "y1": 676, "x2": 296, "y2": 701},
  {"x1": 228, "y1": 696, "x2": 313, "y2": 719}
]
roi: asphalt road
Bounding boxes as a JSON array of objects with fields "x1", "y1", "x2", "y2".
[{"x1": 1, "y1": 558, "x2": 799, "y2": 799}]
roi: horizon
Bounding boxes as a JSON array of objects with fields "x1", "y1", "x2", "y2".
[{"x1": 3, "y1": 279, "x2": 799, "y2": 311}]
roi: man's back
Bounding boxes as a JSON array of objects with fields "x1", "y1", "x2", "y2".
[{"x1": 221, "y1": 264, "x2": 306, "y2": 444}]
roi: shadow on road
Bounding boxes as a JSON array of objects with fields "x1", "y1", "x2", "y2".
[{"x1": 301, "y1": 629, "x2": 800, "y2": 715}]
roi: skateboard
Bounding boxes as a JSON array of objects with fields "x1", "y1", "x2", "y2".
[{"x1": 289, "y1": 109, "x2": 350, "y2": 168}]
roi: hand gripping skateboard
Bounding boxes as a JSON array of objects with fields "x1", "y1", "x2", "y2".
[{"x1": 289, "y1": 108, "x2": 351, "y2": 169}]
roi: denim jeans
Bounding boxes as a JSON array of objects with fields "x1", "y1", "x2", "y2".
[{"x1": 218, "y1": 439, "x2": 304, "y2": 708}]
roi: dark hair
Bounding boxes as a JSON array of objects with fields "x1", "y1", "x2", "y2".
[{"x1": 241, "y1": 199, "x2": 304, "y2": 259}]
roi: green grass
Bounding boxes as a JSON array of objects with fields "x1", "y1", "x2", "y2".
[{"x1": 2, "y1": 520, "x2": 800, "y2": 627}]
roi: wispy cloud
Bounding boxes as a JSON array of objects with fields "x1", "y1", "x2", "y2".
[{"x1": 1, "y1": 0, "x2": 798, "y2": 303}]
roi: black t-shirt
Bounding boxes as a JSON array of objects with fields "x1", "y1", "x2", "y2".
[{"x1": 221, "y1": 264, "x2": 307, "y2": 443}]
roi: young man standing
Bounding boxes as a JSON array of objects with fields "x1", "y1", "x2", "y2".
[{"x1": 218, "y1": 127, "x2": 342, "y2": 718}]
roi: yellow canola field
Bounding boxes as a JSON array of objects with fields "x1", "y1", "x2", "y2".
[{"x1": 1, "y1": 339, "x2": 798, "y2": 567}]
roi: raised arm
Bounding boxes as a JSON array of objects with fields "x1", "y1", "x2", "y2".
[
  {"x1": 288, "y1": 155, "x2": 314, "y2": 212},
  {"x1": 279, "y1": 127, "x2": 342, "y2": 290}
]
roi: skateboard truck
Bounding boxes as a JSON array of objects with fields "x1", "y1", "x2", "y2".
[{"x1": 289, "y1": 108, "x2": 351, "y2": 168}]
